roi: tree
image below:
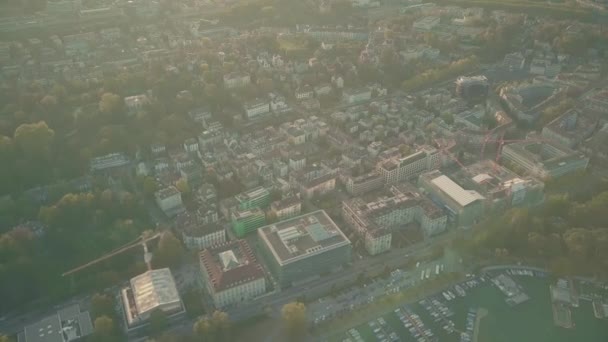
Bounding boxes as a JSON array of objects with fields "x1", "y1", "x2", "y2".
[
  {"x1": 193, "y1": 311, "x2": 230, "y2": 341},
  {"x1": 148, "y1": 309, "x2": 168, "y2": 337},
  {"x1": 193, "y1": 317, "x2": 213, "y2": 339},
  {"x1": 91, "y1": 293, "x2": 115, "y2": 319},
  {"x1": 281, "y1": 302, "x2": 307, "y2": 338},
  {"x1": 93, "y1": 316, "x2": 116, "y2": 342},
  {"x1": 143, "y1": 177, "x2": 159, "y2": 196},
  {"x1": 175, "y1": 178, "x2": 190, "y2": 194},
  {"x1": 40, "y1": 95, "x2": 58, "y2": 109},
  {"x1": 99, "y1": 93, "x2": 123, "y2": 115},
  {"x1": 152, "y1": 232, "x2": 185, "y2": 268},
  {"x1": 210, "y1": 311, "x2": 230, "y2": 340},
  {"x1": 14, "y1": 121, "x2": 55, "y2": 160}
]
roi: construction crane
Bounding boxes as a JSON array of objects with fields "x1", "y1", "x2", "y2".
[
  {"x1": 62, "y1": 231, "x2": 162, "y2": 277},
  {"x1": 434, "y1": 138, "x2": 467, "y2": 171}
]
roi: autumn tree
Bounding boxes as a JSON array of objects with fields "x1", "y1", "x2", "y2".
[
  {"x1": 14, "y1": 121, "x2": 55, "y2": 160},
  {"x1": 175, "y1": 178, "x2": 191, "y2": 194},
  {"x1": 193, "y1": 311, "x2": 230, "y2": 341},
  {"x1": 99, "y1": 93, "x2": 123, "y2": 115},
  {"x1": 93, "y1": 316, "x2": 117, "y2": 342},
  {"x1": 281, "y1": 302, "x2": 307, "y2": 338}
]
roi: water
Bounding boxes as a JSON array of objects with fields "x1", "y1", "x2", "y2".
[
  {"x1": 329, "y1": 275, "x2": 608, "y2": 342},
  {"x1": 447, "y1": 276, "x2": 608, "y2": 342}
]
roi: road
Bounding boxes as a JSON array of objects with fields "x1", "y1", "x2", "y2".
[{"x1": 148, "y1": 228, "x2": 464, "y2": 339}]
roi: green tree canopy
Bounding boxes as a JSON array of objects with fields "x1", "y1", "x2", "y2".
[
  {"x1": 148, "y1": 309, "x2": 169, "y2": 337},
  {"x1": 152, "y1": 231, "x2": 185, "y2": 269}
]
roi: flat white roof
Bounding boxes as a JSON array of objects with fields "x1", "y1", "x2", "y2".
[{"x1": 431, "y1": 175, "x2": 484, "y2": 207}]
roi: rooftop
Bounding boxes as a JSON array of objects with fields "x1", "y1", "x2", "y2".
[
  {"x1": 503, "y1": 138, "x2": 587, "y2": 171},
  {"x1": 155, "y1": 186, "x2": 180, "y2": 200},
  {"x1": 130, "y1": 268, "x2": 181, "y2": 316},
  {"x1": 23, "y1": 305, "x2": 92, "y2": 342},
  {"x1": 235, "y1": 186, "x2": 269, "y2": 203},
  {"x1": 175, "y1": 211, "x2": 222, "y2": 237},
  {"x1": 90, "y1": 152, "x2": 130, "y2": 171},
  {"x1": 258, "y1": 210, "x2": 350, "y2": 266},
  {"x1": 430, "y1": 175, "x2": 485, "y2": 207},
  {"x1": 544, "y1": 108, "x2": 598, "y2": 141},
  {"x1": 271, "y1": 195, "x2": 301, "y2": 211},
  {"x1": 199, "y1": 240, "x2": 265, "y2": 292}
]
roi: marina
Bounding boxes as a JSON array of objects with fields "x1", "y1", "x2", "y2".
[{"x1": 328, "y1": 268, "x2": 608, "y2": 342}]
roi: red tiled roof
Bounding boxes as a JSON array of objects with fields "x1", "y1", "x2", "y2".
[{"x1": 199, "y1": 240, "x2": 264, "y2": 292}]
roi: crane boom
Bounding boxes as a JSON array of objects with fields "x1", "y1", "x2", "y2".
[{"x1": 62, "y1": 232, "x2": 161, "y2": 277}]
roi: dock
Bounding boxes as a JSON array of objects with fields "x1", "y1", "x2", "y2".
[
  {"x1": 472, "y1": 308, "x2": 488, "y2": 342},
  {"x1": 592, "y1": 300, "x2": 607, "y2": 319},
  {"x1": 491, "y1": 274, "x2": 529, "y2": 306},
  {"x1": 552, "y1": 303, "x2": 574, "y2": 329}
]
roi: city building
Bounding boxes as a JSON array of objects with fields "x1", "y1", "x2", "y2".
[
  {"x1": 455, "y1": 76, "x2": 489, "y2": 101},
  {"x1": 231, "y1": 208, "x2": 266, "y2": 237},
  {"x1": 257, "y1": 210, "x2": 352, "y2": 287},
  {"x1": 541, "y1": 109, "x2": 599, "y2": 149},
  {"x1": 243, "y1": 99, "x2": 270, "y2": 119},
  {"x1": 582, "y1": 87, "x2": 608, "y2": 115},
  {"x1": 199, "y1": 240, "x2": 266, "y2": 308},
  {"x1": 300, "y1": 173, "x2": 336, "y2": 199},
  {"x1": 377, "y1": 146, "x2": 442, "y2": 184},
  {"x1": 121, "y1": 268, "x2": 184, "y2": 329},
  {"x1": 455, "y1": 107, "x2": 512, "y2": 147},
  {"x1": 451, "y1": 160, "x2": 545, "y2": 212},
  {"x1": 301, "y1": 27, "x2": 369, "y2": 42},
  {"x1": 344, "y1": 171, "x2": 384, "y2": 196},
  {"x1": 21, "y1": 305, "x2": 92, "y2": 342},
  {"x1": 413, "y1": 16, "x2": 440, "y2": 31},
  {"x1": 223, "y1": 72, "x2": 250, "y2": 89},
  {"x1": 269, "y1": 195, "x2": 302, "y2": 221},
  {"x1": 124, "y1": 94, "x2": 150, "y2": 115},
  {"x1": 500, "y1": 82, "x2": 564, "y2": 122},
  {"x1": 501, "y1": 139, "x2": 590, "y2": 179},
  {"x1": 295, "y1": 85, "x2": 314, "y2": 100},
  {"x1": 155, "y1": 186, "x2": 185, "y2": 217},
  {"x1": 177, "y1": 211, "x2": 225, "y2": 250},
  {"x1": 343, "y1": 87, "x2": 372, "y2": 104},
  {"x1": 235, "y1": 186, "x2": 271, "y2": 210},
  {"x1": 502, "y1": 52, "x2": 526, "y2": 70},
  {"x1": 89, "y1": 153, "x2": 130, "y2": 173},
  {"x1": 288, "y1": 152, "x2": 307, "y2": 171},
  {"x1": 342, "y1": 185, "x2": 447, "y2": 255},
  {"x1": 419, "y1": 171, "x2": 485, "y2": 227}
]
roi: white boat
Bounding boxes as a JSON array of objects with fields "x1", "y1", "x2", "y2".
[
  {"x1": 447, "y1": 291, "x2": 456, "y2": 299},
  {"x1": 425, "y1": 269, "x2": 431, "y2": 279},
  {"x1": 435, "y1": 264, "x2": 440, "y2": 275},
  {"x1": 455, "y1": 285, "x2": 466, "y2": 297}
]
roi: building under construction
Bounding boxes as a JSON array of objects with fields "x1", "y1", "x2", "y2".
[{"x1": 456, "y1": 76, "x2": 489, "y2": 101}]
